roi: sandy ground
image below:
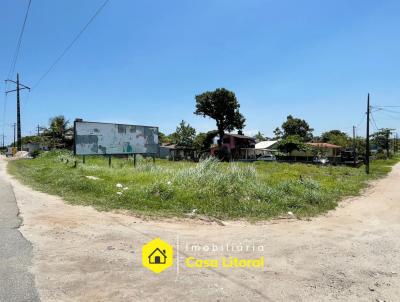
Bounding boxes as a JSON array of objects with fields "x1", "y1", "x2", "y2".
[{"x1": 2, "y1": 157, "x2": 400, "y2": 302}]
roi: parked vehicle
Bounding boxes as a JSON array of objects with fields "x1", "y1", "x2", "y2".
[
  {"x1": 313, "y1": 156, "x2": 329, "y2": 165},
  {"x1": 257, "y1": 154, "x2": 276, "y2": 162},
  {"x1": 6, "y1": 147, "x2": 16, "y2": 157}
]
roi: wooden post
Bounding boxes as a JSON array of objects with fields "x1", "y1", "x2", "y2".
[
  {"x1": 108, "y1": 155, "x2": 112, "y2": 167},
  {"x1": 366, "y1": 93, "x2": 370, "y2": 174},
  {"x1": 134, "y1": 154, "x2": 137, "y2": 167},
  {"x1": 83, "y1": 155, "x2": 85, "y2": 164},
  {"x1": 152, "y1": 156, "x2": 155, "y2": 164}
]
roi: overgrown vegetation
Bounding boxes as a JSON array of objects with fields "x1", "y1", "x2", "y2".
[{"x1": 8, "y1": 150, "x2": 400, "y2": 220}]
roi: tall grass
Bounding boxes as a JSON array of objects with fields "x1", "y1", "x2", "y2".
[{"x1": 7, "y1": 150, "x2": 400, "y2": 220}]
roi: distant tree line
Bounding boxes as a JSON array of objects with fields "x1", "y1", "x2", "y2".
[
  {"x1": 13, "y1": 115, "x2": 73, "y2": 149},
  {"x1": 15, "y1": 88, "x2": 396, "y2": 159}
]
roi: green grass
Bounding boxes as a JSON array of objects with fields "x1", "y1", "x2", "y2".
[{"x1": 7, "y1": 150, "x2": 400, "y2": 220}]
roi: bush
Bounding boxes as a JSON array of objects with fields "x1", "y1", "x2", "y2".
[{"x1": 30, "y1": 149, "x2": 43, "y2": 158}]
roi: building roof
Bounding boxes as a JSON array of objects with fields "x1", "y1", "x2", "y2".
[
  {"x1": 306, "y1": 142, "x2": 341, "y2": 149},
  {"x1": 160, "y1": 143, "x2": 195, "y2": 150},
  {"x1": 148, "y1": 248, "x2": 167, "y2": 258},
  {"x1": 224, "y1": 133, "x2": 255, "y2": 140},
  {"x1": 255, "y1": 140, "x2": 279, "y2": 150}
]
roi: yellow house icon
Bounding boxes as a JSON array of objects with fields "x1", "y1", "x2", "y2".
[
  {"x1": 142, "y1": 238, "x2": 173, "y2": 273},
  {"x1": 148, "y1": 248, "x2": 167, "y2": 264}
]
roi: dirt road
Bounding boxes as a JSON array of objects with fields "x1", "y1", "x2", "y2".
[{"x1": 2, "y1": 158, "x2": 400, "y2": 302}]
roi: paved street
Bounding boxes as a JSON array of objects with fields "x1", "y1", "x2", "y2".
[{"x1": 0, "y1": 171, "x2": 39, "y2": 302}]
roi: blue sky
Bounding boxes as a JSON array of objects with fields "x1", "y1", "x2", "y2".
[{"x1": 1, "y1": 0, "x2": 399, "y2": 144}]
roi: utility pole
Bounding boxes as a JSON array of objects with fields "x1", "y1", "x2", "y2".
[
  {"x1": 365, "y1": 93, "x2": 370, "y2": 174},
  {"x1": 386, "y1": 130, "x2": 390, "y2": 158},
  {"x1": 393, "y1": 132, "x2": 396, "y2": 154},
  {"x1": 353, "y1": 126, "x2": 356, "y2": 166},
  {"x1": 386, "y1": 128, "x2": 395, "y2": 157},
  {"x1": 12, "y1": 123, "x2": 16, "y2": 147},
  {"x1": 5, "y1": 73, "x2": 30, "y2": 151},
  {"x1": 37, "y1": 124, "x2": 40, "y2": 136}
]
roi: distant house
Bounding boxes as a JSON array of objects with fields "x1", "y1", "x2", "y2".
[
  {"x1": 288, "y1": 142, "x2": 342, "y2": 163},
  {"x1": 210, "y1": 133, "x2": 256, "y2": 160},
  {"x1": 255, "y1": 140, "x2": 279, "y2": 152},
  {"x1": 21, "y1": 142, "x2": 49, "y2": 154},
  {"x1": 159, "y1": 143, "x2": 197, "y2": 161},
  {"x1": 148, "y1": 248, "x2": 167, "y2": 264},
  {"x1": 306, "y1": 142, "x2": 342, "y2": 157}
]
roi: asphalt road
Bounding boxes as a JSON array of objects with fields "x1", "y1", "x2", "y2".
[{"x1": 0, "y1": 176, "x2": 39, "y2": 302}]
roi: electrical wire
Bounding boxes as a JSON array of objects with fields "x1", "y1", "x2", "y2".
[
  {"x1": 380, "y1": 108, "x2": 400, "y2": 114},
  {"x1": 370, "y1": 113, "x2": 379, "y2": 131},
  {"x1": 375, "y1": 110, "x2": 399, "y2": 121},
  {"x1": 3, "y1": 0, "x2": 32, "y2": 146},
  {"x1": 7, "y1": 0, "x2": 32, "y2": 79},
  {"x1": 373, "y1": 105, "x2": 400, "y2": 108},
  {"x1": 32, "y1": 0, "x2": 110, "y2": 90},
  {"x1": 356, "y1": 114, "x2": 366, "y2": 128},
  {"x1": 2, "y1": 92, "x2": 9, "y2": 146}
]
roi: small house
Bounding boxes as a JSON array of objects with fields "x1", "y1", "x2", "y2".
[
  {"x1": 159, "y1": 143, "x2": 197, "y2": 161},
  {"x1": 210, "y1": 133, "x2": 256, "y2": 160},
  {"x1": 148, "y1": 248, "x2": 167, "y2": 264},
  {"x1": 288, "y1": 142, "x2": 342, "y2": 163}
]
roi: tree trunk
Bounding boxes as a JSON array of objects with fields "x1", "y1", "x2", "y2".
[
  {"x1": 217, "y1": 127, "x2": 225, "y2": 160},
  {"x1": 217, "y1": 128, "x2": 224, "y2": 148}
]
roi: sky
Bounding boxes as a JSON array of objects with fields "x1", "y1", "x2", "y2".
[{"x1": 1, "y1": 0, "x2": 399, "y2": 145}]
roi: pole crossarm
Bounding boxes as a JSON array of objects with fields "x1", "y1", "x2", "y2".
[
  {"x1": 4, "y1": 73, "x2": 30, "y2": 151},
  {"x1": 5, "y1": 79, "x2": 30, "y2": 91}
]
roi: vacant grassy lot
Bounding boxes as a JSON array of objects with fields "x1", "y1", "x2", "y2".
[{"x1": 7, "y1": 150, "x2": 400, "y2": 220}]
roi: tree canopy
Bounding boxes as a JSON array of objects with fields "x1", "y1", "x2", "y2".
[
  {"x1": 193, "y1": 130, "x2": 218, "y2": 152},
  {"x1": 277, "y1": 135, "x2": 307, "y2": 154},
  {"x1": 170, "y1": 120, "x2": 196, "y2": 147},
  {"x1": 371, "y1": 128, "x2": 393, "y2": 157},
  {"x1": 49, "y1": 115, "x2": 70, "y2": 140},
  {"x1": 273, "y1": 127, "x2": 283, "y2": 140},
  {"x1": 194, "y1": 88, "x2": 245, "y2": 147},
  {"x1": 321, "y1": 130, "x2": 350, "y2": 147},
  {"x1": 253, "y1": 131, "x2": 266, "y2": 142},
  {"x1": 281, "y1": 115, "x2": 313, "y2": 141}
]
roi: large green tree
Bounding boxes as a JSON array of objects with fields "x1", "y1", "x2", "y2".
[
  {"x1": 193, "y1": 130, "x2": 218, "y2": 152},
  {"x1": 170, "y1": 120, "x2": 196, "y2": 147},
  {"x1": 46, "y1": 115, "x2": 72, "y2": 148},
  {"x1": 194, "y1": 88, "x2": 245, "y2": 148},
  {"x1": 273, "y1": 127, "x2": 283, "y2": 140},
  {"x1": 321, "y1": 130, "x2": 350, "y2": 147},
  {"x1": 49, "y1": 115, "x2": 70, "y2": 140},
  {"x1": 281, "y1": 115, "x2": 313, "y2": 141},
  {"x1": 253, "y1": 131, "x2": 266, "y2": 142},
  {"x1": 277, "y1": 135, "x2": 307, "y2": 154},
  {"x1": 371, "y1": 128, "x2": 393, "y2": 158}
]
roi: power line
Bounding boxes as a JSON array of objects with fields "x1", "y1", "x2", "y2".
[
  {"x1": 373, "y1": 105, "x2": 400, "y2": 108},
  {"x1": 7, "y1": 0, "x2": 32, "y2": 79},
  {"x1": 32, "y1": 0, "x2": 110, "y2": 90},
  {"x1": 380, "y1": 108, "x2": 400, "y2": 114},
  {"x1": 2, "y1": 92, "x2": 8, "y2": 145},
  {"x1": 6, "y1": 74, "x2": 30, "y2": 151},
  {"x1": 370, "y1": 113, "x2": 379, "y2": 131},
  {"x1": 356, "y1": 114, "x2": 366, "y2": 129},
  {"x1": 3, "y1": 0, "x2": 32, "y2": 146},
  {"x1": 375, "y1": 110, "x2": 399, "y2": 121}
]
